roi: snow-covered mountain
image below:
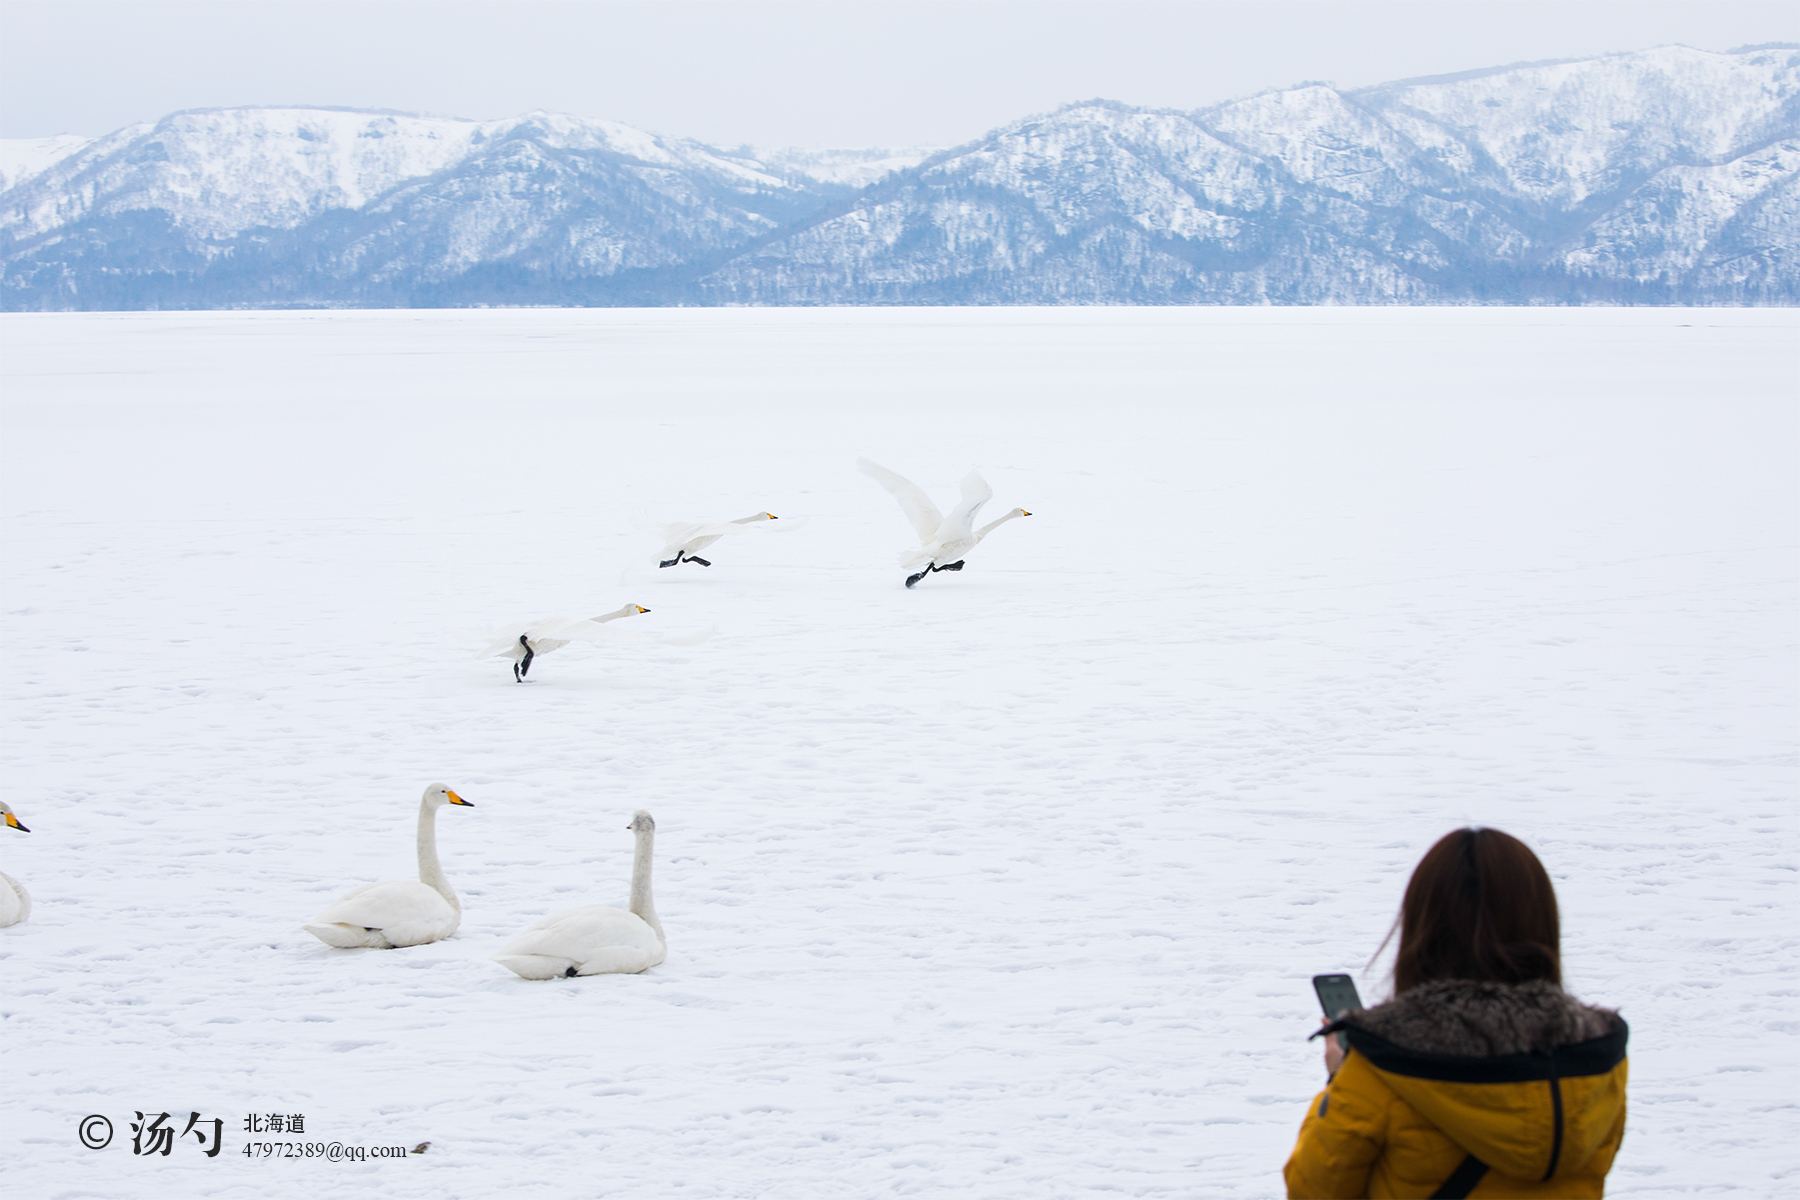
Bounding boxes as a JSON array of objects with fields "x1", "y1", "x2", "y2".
[
  {"x1": 0, "y1": 107, "x2": 932, "y2": 307},
  {"x1": 3, "y1": 45, "x2": 1795, "y2": 308},
  {"x1": 702, "y1": 45, "x2": 1800, "y2": 305}
]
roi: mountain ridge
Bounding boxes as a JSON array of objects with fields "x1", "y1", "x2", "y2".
[{"x1": 4, "y1": 44, "x2": 1795, "y2": 308}]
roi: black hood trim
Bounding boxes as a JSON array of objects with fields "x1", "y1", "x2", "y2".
[{"x1": 1340, "y1": 1020, "x2": 1629, "y2": 1084}]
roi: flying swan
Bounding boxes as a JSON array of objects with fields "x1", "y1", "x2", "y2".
[
  {"x1": 634, "y1": 511, "x2": 783, "y2": 568},
  {"x1": 302, "y1": 783, "x2": 474, "y2": 949},
  {"x1": 492, "y1": 809, "x2": 666, "y2": 979},
  {"x1": 479, "y1": 602, "x2": 646, "y2": 682},
  {"x1": 476, "y1": 604, "x2": 713, "y2": 682},
  {"x1": 0, "y1": 801, "x2": 29, "y2": 927},
  {"x1": 857, "y1": 458, "x2": 1031, "y2": 587}
]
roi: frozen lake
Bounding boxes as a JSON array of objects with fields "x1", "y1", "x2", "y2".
[{"x1": 1, "y1": 306, "x2": 1793, "y2": 1196}]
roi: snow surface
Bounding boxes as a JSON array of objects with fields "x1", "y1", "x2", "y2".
[
  {"x1": 0, "y1": 133, "x2": 94, "y2": 192},
  {"x1": 0, "y1": 307, "x2": 1794, "y2": 1196}
]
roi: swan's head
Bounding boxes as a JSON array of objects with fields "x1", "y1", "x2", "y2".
[
  {"x1": 422, "y1": 783, "x2": 474, "y2": 809},
  {"x1": 1010, "y1": 508, "x2": 1032, "y2": 519},
  {"x1": 0, "y1": 801, "x2": 27, "y2": 833},
  {"x1": 627, "y1": 809, "x2": 655, "y2": 834}
]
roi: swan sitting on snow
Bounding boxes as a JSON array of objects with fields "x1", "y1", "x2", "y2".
[
  {"x1": 478, "y1": 602, "x2": 649, "y2": 682},
  {"x1": 492, "y1": 809, "x2": 666, "y2": 979},
  {"x1": 0, "y1": 801, "x2": 30, "y2": 927},
  {"x1": 302, "y1": 784, "x2": 473, "y2": 949},
  {"x1": 636, "y1": 511, "x2": 780, "y2": 568},
  {"x1": 858, "y1": 458, "x2": 1032, "y2": 588}
]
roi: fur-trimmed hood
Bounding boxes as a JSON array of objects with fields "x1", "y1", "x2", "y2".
[
  {"x1": 1297, "y1": 979, "x2": 1631, "y2": 1190},
  {"x1": 1343, "y1": 978, "x2": 1620, "y2": 1056}
]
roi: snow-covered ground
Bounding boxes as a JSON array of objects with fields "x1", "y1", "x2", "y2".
[{"x1": 1, "y1": 306, "x2": 1793, "y2": 1197}]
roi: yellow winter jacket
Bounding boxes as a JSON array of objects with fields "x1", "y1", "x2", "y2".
[{"x1": 1284, "y1": 981, "x2": 1628, "y2": 1198}]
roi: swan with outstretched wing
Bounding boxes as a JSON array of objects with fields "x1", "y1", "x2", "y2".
[
  {"x1": 477, "y1": 604, "x2": 712, "y2": 681},
  {"x1": 858, "y1": 458, "x2": 1031, "y2": 588},
  {"x1": 633, "y1": 511, "x2": 797, "y2": 568}
]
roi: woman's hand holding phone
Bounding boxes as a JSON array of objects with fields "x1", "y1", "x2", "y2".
[
  {"x1": 1311, "y1": 974, "x2": 1362, "y2": 1081},
  {"x1": 1321, "y1": 1018, "x2": 1346, "y2": 1078}
]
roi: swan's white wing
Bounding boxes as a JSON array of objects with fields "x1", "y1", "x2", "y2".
[
  {"x1": 639, "y1": 515, "x2": 782, "y2": 558},
  {"x1": 666, "y1": 520, "x2": 763, "y2": 542},
  {"x1": 477, "y1": 616, "x2": 578, "y2": 658},
  {"x1": 310, "y1": 880, "x2": 455, "y2": 930},
  {"x1": 481, "y1": 615, "x2": 636, "y2": 650},
  {"x1": 476, "y1": 623, "x2": 537, "y2": 659},
  {"x1": 535, "y1": 618, "x2": 715, "y2": 648},
  {"x1": 499, "y1": 904, "x2": 661, "y2": 956},
  {"x1": 936, "y1": 470, "x2": 993, "y2": 541},
  {"x1": 858, "y1": 458, "x2": 944, "y2": 544},
  {"x1": 629, "y1": 510, "x2": 692, "y2": 541}
]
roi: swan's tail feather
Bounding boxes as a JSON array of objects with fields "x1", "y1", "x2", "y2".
[
  {"x1": 492, "y1": 954, "x2": 579, "y2": 980},
  {"x1": 304, "y1": 923, "x2": 392, "y2": 949}
]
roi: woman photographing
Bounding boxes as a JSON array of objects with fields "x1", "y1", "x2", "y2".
[{"x1": 1285, "y1": 828, "x2": 1629, "y2": 1198}]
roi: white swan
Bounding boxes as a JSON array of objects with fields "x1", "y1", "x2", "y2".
[
  {"x1": 302, "y1": 784, "x2": 474, "y2": 949},
  {"x1": 478, "y1": 602, "x2": 649, "y2": 682},
  {"x1": 0, "y1": 801, "x2": 30, "y2": 927},
  {"x1": 492, "y1": 809, "x2": 666, "y2": 979},
  {"x1": 635, "y1": 511, "x2": 781, "y2": 568},
  {"x1": 858, "y1": 458, "x2": 1032, "y2": 587}
]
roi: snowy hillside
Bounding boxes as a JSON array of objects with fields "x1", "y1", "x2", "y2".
[
  {"x1": 705, "y1": 45, "x2": 1800, "y2": 305},
  {"x1": 0, "y1": 108, "x2": 885, "y2": 307},
  {"x1": 0, "y1": 133, "x2": 94, "y2": 192},
  {"x1": 2, "y1": 45, "x2": 1796, "y2": 307}
]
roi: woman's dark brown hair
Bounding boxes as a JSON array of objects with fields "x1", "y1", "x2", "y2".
[{"x1": 1390, "y1": 827, "x2": 1562, "y2": 993}]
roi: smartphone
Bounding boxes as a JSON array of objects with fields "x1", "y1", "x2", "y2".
[{"x1": 1313, "y1": 974, "x2": 1363, "y2": 1052}]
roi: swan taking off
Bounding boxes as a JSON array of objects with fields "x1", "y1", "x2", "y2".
[
  {"x1": 857, "y1": 458, "x2": 1032, "y2": 588},
  {"x1": 492, "y1": 810, "x2": 666, "y2": 979},
  {"x1": 302, "y1": 784, "x2": 474, "y2": 949},
  {"x1": 636, "y1": 511, "x2": 780, "y2": 568},
  {"x1": 478, "y1": 602, "x2": 649, "y2": 682},
  {"x1": 0, "y1": 801, "x2": 30, "y2": 928}
]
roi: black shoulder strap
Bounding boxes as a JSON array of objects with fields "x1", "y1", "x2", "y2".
[{"x1": 1431, "y1": 1153, "x2": 1489, "y2": 1198}]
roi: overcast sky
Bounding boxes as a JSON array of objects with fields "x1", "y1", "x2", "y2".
[{"x1": 2, "y1": 1, "x2": 1795, "y2": 147}]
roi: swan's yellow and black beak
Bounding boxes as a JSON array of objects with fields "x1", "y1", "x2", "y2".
[
  {"x1": 766, "y1": 512, "x2": 778, "y2": 519},
  {"x1": 446, "y1": 791, "x2": 473, "y2": 807},
  {"x1": 635, "y1": 605, "x2": 650, "y2": 614},
  {"x1": 4, "y1": 812, "x2": 28, "y2": 832},
  {"x1": 1022, "y1": 510, "x2": 1033, "y2": 516}
]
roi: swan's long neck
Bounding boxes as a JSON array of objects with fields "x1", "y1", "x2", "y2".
[
  {"x1": 629, "y1": 824, "x2": 663, "y2": 942},
  {"x1": 416, "y1": 799, "x2": 458, "y2": 910},
  {"x1": 592, "y1": 605, "x2": 636, "y2": 623},
  {"x1": 973, "y1": 511, "x2": 1025, "y2": 543}
]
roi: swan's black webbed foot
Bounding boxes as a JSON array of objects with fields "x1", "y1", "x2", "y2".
[
  {"x1": 939, "y1": 561, "x2": 965, "y2": 572},
  {"x1": 516, "y1": 636, "x2": 535, "y2": 681},
  {"x1": 905, "y1": 570, "x2": 927, "y2": 588},
  {"x1": 563, "y1": 965, "x2": 579, "y2": 978},
  {"x1": 689, "y1": 556, "x2": 712, "y2": 567},
  {"x1": 659, "y1": 557, "x2": 678, "y2": 568}
]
